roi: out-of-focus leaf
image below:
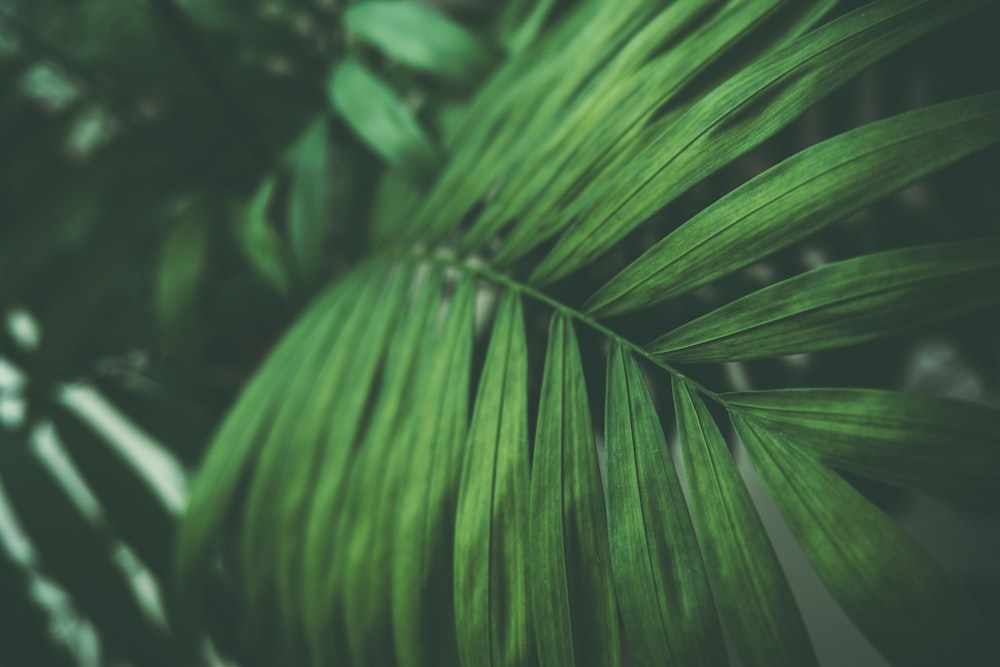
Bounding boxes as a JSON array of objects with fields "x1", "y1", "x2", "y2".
[
  {"x1": 329, "y1": 59, "x2": 440, "y2": 183},
  {"x1": 531, "y1": 0, "x2": 991, "y2": 284},
  {"x1": 724, "y1": 389, "x2": 1000, "y2": 506},
  {"x1": 392, "y1": 276, "x2": 475, "y2": 667},
  {"x1": 286, "y1": 118, "x2": 333, "y2": 286},
  {"x1": 673, "y1": 379, "x2": 816, "y2": 667},
  {"x1": 156, "y1": 199, "x2": 210, "y2": 329},
  {"x1": 454, "y1": 290, "x2": 536, "y2": 667},
  {"x1": 529, "y1": 315, "x2": 619, "y2": 667},
  {"x1": 604, "y1": 346, "x2": 725, "y2": 666},
  {"x1": 329, "y1": 269, "x2": 445, "y2": 667},
  {"x1": 344, "y1": 2, "x2": 493, "y2": 85},
  {"x1": 734, "y1": 415, "x2": 999, "y2": 666},
  {"x1": 232, "y1": 175, "x2": 292, "y2": 295},
  {"x1": 587, "y1": 92, "x2": 1000, "y2": 316},
  {"x1": 648, "y1": 237, "x2": 1000, "y2": 362}
]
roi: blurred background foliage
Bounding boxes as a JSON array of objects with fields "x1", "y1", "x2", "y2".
[{"x1": 0, "y1": 0, "x2": 999, "y2": 665}]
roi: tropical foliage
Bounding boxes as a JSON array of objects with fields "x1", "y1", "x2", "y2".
[{"x1": 1, "y1": 0, "x2": 999, "y2": 666}]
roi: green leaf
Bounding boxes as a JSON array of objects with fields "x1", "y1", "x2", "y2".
[
  {"x1": 587, "y1": 92, "x2": 1000, "y2": 316},
  {"x1": 531, "y1": 0, "x2": 991, "y2": 284},
  {"x1": 724, "y1": 389, "x2": 1000, "y2": 506},
  {"x1": 454, "y1": 290, "x2": 536, "y2": 667},
  {"x1": 482, "y1": 0, "x2": 837, "y2": 267},
  {"x1": 238, "y1": 261, "x2": 409, "y2": 642},
  {"x1": 176, "y1": 264, "x2": 369, "y2": 609},
  {"x1": 329, "y1": 59, "x2": 440, "y2": 183},
  {"x1": 392, "y1": 276, "x2": 476, "y2": 667},
  {"x1": 529, "y1": 315, "x2": 619, "y2": 667},
  {"x1": 344, "y1": 1, "x2": 493, "y2": 85},
  {"x1": 673, "y1": 379, "x2": 816, "y2": 667},
  {"x1": 232, "y1": 175, "x2": 292, "y2": 295},
  {"x1": 304, "y1": 268, "x2": 447, "y2": 666},
  {"x1": 604, "y1": 347, "x2": 725, "y2": 666},
  {"x1": 287, "y1": 118, "x2": 333, "y2": 285},
  {"x1": 156, "y1": 198, "x2": 209, "y2": 328},
  {"x1": 648, "y1": 237, "x2": 1000, "y2": 362},
  {"x1": 733, "y1": 415, "x2": 999, "y2": 666}
]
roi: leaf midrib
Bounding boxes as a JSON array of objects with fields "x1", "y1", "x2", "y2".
[{"x1": 412, "y1": 250, "x2": 721, "y2": 402}]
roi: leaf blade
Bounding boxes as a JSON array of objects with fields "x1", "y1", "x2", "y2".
[
  {"x1": 723, "y1": 388, "x2": 1000, "y2": 506},
  {"x1": 604, "y1": 347, "x2": 725, "y2": 666},
  {"x1": 454, "y1": 290, "x2": 536, "y2": 667},
  {"x1": 673, "y1": 379, "x2": 816, "y2": 667},
  {"x1": 648, "y1": 237, "x2": 1000, "y2": 362},
  {"x1": 734, "y1": 415, "x2": 999, "y2": 666},
  {"x1": 530, "y1": 315, "x2": 620, "y2": 667},
  {"x1": 587, "y1": 92, "x2": 1000, "y2": 316}
]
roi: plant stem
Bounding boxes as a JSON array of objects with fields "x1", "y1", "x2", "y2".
[{"x1": 414, "y1": 250, "x2": 723, "y2": 402}]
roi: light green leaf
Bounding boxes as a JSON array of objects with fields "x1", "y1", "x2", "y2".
[
  {"x1": 287, "y1": 118, "x2": 333, "y2": 285},
  {"x1": 454, "y1": 290, "x2": 536, "y2": 667},
  {"x1": 232, "y1": 175, "x2": 292, "y2": 295},
  {"x1": 344, "y1": 1, "x2": 493, "y2": 85},
  {"x1": 156, "y1": 198, "x2": 209, "y2": 328},
  {"x1": 329, "y1": 59, "x2": 440, "y2": 182},
  {"x1": 648, "y1": 237, "x2": 1000, "y2": 363},
  {"x1": 673, "y1": 379, "x2": 816, "y2": 667},
  {"x1": 482, "y1": 0, "x2": 837, "y2": 267},
  {"x1": 531, "y1": 0, "x2": 990, "y2": 284},
  {"x1": 305, "y1": 269, "x2": 446, "y2": 666},
  {"x1": 604, "y1": 347, "x2": 725, "y2": 666},
  {"x1": 734, "y1": 415, "x2": 999, "y2": 666},
  {"x1": 175, "y1": 263, "x2": 373, "y2": 610},
  {"x1": 529, "y1": 315, "x2": 619, "y2": 667},
  {"x1": 587, "y1": 92, "x2": 1000, "y2": 316},
  {"x1": 724, "y1": 389, "x2": 1000, "y2": 506},
  {"x1": 393, "y1": 276, "x2": 476, "y2": 667},
  {"x1": 238, "y1": 261, "x2": 409, "y2": 642}
]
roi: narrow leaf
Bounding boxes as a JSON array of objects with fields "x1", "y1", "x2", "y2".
[
  {"x1": 588, "y1": 92, "x2": 1000, "y2": 316},
  {"x1": 232, "y1": 174, "x2": 291, "y2": 295},
  {"x1": 673, "y1": 379, "x2": 816, "y2": 667},
  {"x1": 529, "y1": 315, "x2": 619, "y2": 667},
  {"x1": 604, "y1": 347, "x2": 725, "y2": 666},
  {"x1": 649, "y1": 237, "x2": 1000, "y2": 362},
  {"x1": 454, "y1": 290, "x2": 536, "y2": 667},
  {"x1": 344, "y1": 2, "x2": 493, "y2": 85},
  {"x1": 329, "y1": 59, "x2": 440, "y2": 182},
  {"x1": 724, "y1": 389, "x2": 1000, "y2": 506},
  {"x1": 532, "y1": 0, "x2": 990, "y2": 284},
  {"x1": 393, "y1": 277, "x2": 476, "y2": 667},
  {"x1": 734, "y1": 415, "x2": 999, "y2": 666},
  {"x1": 156, "y1": 198, "x2": 209, "y2": 328},
  {"x1": 307, "y1": 269, "x2": 446, "y2": 667},
  {"x1": 287, "y1": 118, "x2": 333, "y2": 285}
]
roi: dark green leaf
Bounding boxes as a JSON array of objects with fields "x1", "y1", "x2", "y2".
[
  {"x1": 587, "y1": 92, "x2": 1000, "y2": 316},
  {"x1": 648, "y1": 237, "x2": 1000, "y2": 362},
  {"x1": 734, "y1": 415, "x2": 999, "y2": 666},
  {"x1": 530, "y1": 315, "x2": 619, "y2": 667},
  {"x1": 287, "y1": 118, "x2": 333, "y2": 285},
  {"x1": 724, "y1": 388, "x2": 1000, "y2": 506},
  {"x1": 454, "y1": 290, "x2": 536, "y2": 667},
  {"x1": 604, "y1": 347, "x2": 725, "y2": 666},
  {"x1": 156, "y1": 198, "x2": 209, "y2": 328},
  {"x1": 673, "y1": 379, "x2": 816, "y2": 667}
]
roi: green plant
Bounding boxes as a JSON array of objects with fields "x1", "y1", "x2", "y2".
[
  {"x1": 3, "y1": 0, "x2": 1000, "y2": 666},
  {"x1": 175, "y1": 0, "x2": 1000, "y2": 665}
]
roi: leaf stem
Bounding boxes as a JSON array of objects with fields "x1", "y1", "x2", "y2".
[{"x1": 413, "y1": 251, "x2": 722, "y2": 402}]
